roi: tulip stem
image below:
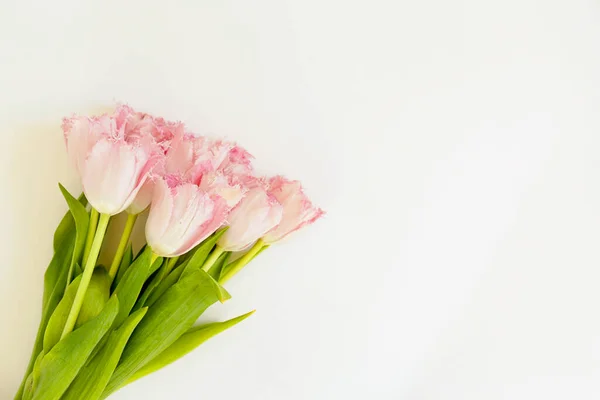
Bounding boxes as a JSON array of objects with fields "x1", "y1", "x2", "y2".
[
  {"x1": 82, "y1": 208, "x2": 99, "y2": 266},
  {"x1": 61, "y1": 213, "x2": 110, "y2": 339},
  {"x1": 219, "y1": 239, "x2": 266, "y2": 284},
  {"x1": 164, "y1": 256, "x2": 179, "y2": 277},
  {"x1": 108, "y1": 213, "x2": 138, "y2": 280},
  {"x1": 202, "y1": 245, "x2": 225, "y2": 272}
]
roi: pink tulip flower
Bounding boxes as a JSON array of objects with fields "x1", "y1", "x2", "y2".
[
  {"x1": 198, "y1": 171, "x2": 247, "y2": 208},
  {"x1": 261, "y1": 176, "x2": 324, "y2": 244},
  {"x1": 126, "y1": 179, "x2": 156, "y2": 215},
  {"x1": 62, "y1": 108, "x2": 162, "y2": 215},
  {"x1": 117, "y1": 105, "x2": 181, "y2": 214},
  {"x1": 114, "y1": 104, "x2": 178, "y2": 151},
  {"x1": 218, "y1": 180, "x2": 283, "y2": 251},
  {"x1": 145, "y1": 175, "x2": 230, "y2": 257},
  {"x1": 165, "y1": 131, "x2": 254, "y2": 183},
  {"x1": 216, "y1": 144, "x2": 254, "y2": 178}
]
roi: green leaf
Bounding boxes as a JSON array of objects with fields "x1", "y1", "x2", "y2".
[
  {"x1": 126, "y1": 310, "x2": 255, "y2": 386},
  {"x1": 113, "y1": 243, "x2": 133, "y2": 289},
  {"x1": 31, "y1": 295, "x2": 119, "y2": 400},
  {"x1": 21, "y1": 351, "x2": 44, "y2": 400},
  {"x1": 42, "y1": 268, "x2": 111, "y2": 354},
  {"x1": 208, "y1": 251, "x2": 231, "y2": 281},
  {"x1": 144, "y1": 261, "x2": 189, "y2": 308},
  {"x1": 53, "y1": 192, "x2": 87, "y2": 252},
  {"x1": 42, "y1": 232, "x2": 75, "y2": 312},
  {"x1": 43, "y1": 276, "x2": 81, "y2": 352},
  {"x1": 76, "y1": 268, "x2": 111, "y2": 328},
  {"x1": 133, "y1": 258, "x2": 167, "y2": 310},
  {"x1": 20, "y1": 373, "x2": 34, "y2": 400},
  {"x1": 102, "y1": 270, "x2": 229, "y2": 397},
  {"x1": 61, "y1": 307, "x2": 148, "y2": 400},
  {"x1": 179, "y1": 227, "x2": 228, "y2": 282},
  {"x1": 15, "y1": 233, "x2": 75, "y2": 400},
  {"x1": 73, "y1": 262, "x2": 82, "y2": 278},
  {"x1": 58, "y1": 184, "x2": 90, "y2": 287},
  {"x1": 30, "y1": 351, "x2": 44, "y2": 392},
  {"x1": 112, "y1": 247, "x2": 154, "y2": 328},
  {"x1": 15, "y1": 189, "x2": 88, "y2": 400},
  {"x1": 149, "y1": 255, "x2": 163, "y2": 275}
]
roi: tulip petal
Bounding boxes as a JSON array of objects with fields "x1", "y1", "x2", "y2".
[
  {"x1": 218, "y1": 186, "x2": 283, "y2": 251},
  {"x1": 146, "y1": 179, "x2": 228, "y2": 257},
  {"x1": 262, "y1": 176, "x2": 324, "y2": 243},
  {"x1": 146, "y1": 179, "x2": 175, "y2": 253}
]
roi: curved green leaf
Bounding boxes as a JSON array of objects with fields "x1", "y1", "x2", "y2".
[
  {"x1": 144, "y1": 260, "x2": 189, "y2": 308},
  {"x1": 113, "y1": 243, "x2": 133, "y2": 289},
  {"x1": 15, "y1": 232, "x2": 75, "y2": 400},
  {"x1": 20, "y1": 373, "x2": 33, "y2": 400},
  {"x1": 15, "y1": 188, "x2": 87, "y2": 400},
  {"x1": 53, "y1": 192, "x2": 87, "y2": 252},
  {"x1": 208, "y1": 251, "x2": 231, "y2": 281},
  {"x1": 76, "y1": 268, "x2": 111, "y2": 328},
  {"x1": 126, "y1": 310, "x2": 254, "y2": 386},
  {"x1": 58, "y1": 184, "x2": 89, "y2": 287},
  {"x1": 43, "y1": 276, "x2": 81, "y2": 352},
  {"x1": 31, "y1": 295, "x2": 119, "y2": 400},
  {"x1": 113, "y1": 247, "x2": 154, "y2": 328},
  {"x1": 42, "y1": 233, "x2": 75, "y2": 313},
  {"x1": 133, "y1": 257, "x2": 167, "y2": 310},
  {"x1": 62, "y1": 307, "x2": 148, "y2": 400},
  {"x1": 179, "y1": 227, "x2": 228, "y2": 282},
  {"x1": 103, "y1": 270, "x2": 229, "y2": 397},
  {"x1": 72, "y1": 262, "x2": 82, "y2": 278},
  {"x1": 149, "y1": 255, "x2": 163, "y2": 275},
  {"x1": 21, "y1": 351, "x2": 44, "y2": 400}
]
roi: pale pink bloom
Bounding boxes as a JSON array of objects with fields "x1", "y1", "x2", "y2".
[
  {"x1": 261, "y1": 176, "x2": 324, "y2": 244},
  {"x1": 114, "y1": 105, "x2": 180, "y2": 214},
  {"x1": 114, "y1": 105, "x2": 156, "y2": 138},
  {"x1": 62, "y1": 109, "x2": 162, "y2": 215},
  {"x1": 165, "y1": 131, "x2": 254, "y2": 184},
  {"x1": 115, "y1": 104, "x2": 178, "y2": 152},
  {"x1": 126, "y1": 179, "x2": 155, "y2": 215},
  {"x1": 164, "y1": 133, "x2": 248, "y2": 208},
  {"x1": 218, "y1": 180, "x2": 283, "y2": 251},
  {"x1": 164, "y1": 132, "x2": 213, "y2": 180},
  {"x1": 145, "y1": 176, "x2": 229, "y2": 257},
  {"x1": 198, "y1": 171, "x2": 246, "y2": 208},
  {"x1": 217, "y1": 145, "x2": 254, "y2": 177}
]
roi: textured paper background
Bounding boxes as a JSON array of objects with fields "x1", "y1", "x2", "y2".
[{"x1": 1, "y1": 1, "x2": 600, "y2": 399}]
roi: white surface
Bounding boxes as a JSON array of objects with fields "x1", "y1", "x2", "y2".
[{"x1": 1, "y1": 1, "x2": 600, "y2": 399}]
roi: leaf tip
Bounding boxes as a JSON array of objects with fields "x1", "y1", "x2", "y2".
[
  {"x1": 217, "y1": 286, "x2": 231, "y2": 303},
  {"x1": 58, "y1": 182, "x2": 78, "y2": 203},
  {"x1": 58, "y1": 182, "x2": 68, "y2": 196}
]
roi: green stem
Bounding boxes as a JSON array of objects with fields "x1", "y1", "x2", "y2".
[
  {"x1": 82, "y1": 208, "x2": 99, "y2": 266},
  {"x1": 202, "y1": 245, "x2": 225, "y2": 272},
  {"x1": 108, "y1": 213, "x2": 137, "y2": 280},
  {"x1": 219, "y1": 239, "x2": 265, "y2": 284},
  {"x1": 163, "y1": 256, "x2": 179, "y2": 277},
  {"x1": 61, "y1": 213, "x2": 110, "y2": 339}
]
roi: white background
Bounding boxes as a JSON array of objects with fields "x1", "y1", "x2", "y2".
[{"x1": 1, "y1": 1, "x2": 600, "y2": 399}]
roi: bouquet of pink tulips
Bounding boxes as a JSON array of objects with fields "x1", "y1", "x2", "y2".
[{"x1": 14, "y1": 105, "x2": 323, "y2": 400}]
